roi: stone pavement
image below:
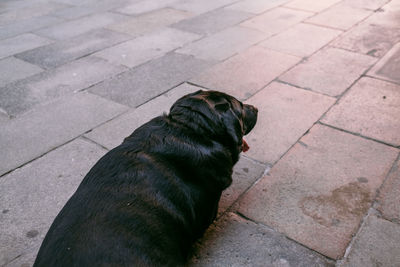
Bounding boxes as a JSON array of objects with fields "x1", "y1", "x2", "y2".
[{"x1": 0, "y1": 0, "x2": 399, "y2": 266}]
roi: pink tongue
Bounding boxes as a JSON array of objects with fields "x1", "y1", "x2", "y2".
[{"x1": 242, "y1": 139, "x2": 249, "y2": 152}]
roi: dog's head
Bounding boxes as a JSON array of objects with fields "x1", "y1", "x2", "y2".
[{"x1": 169, "y1": 90, "x2": 258, "y2": 161}]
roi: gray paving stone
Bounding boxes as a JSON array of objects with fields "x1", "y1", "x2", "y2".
[
  {"x1": 0, "y1": 92, "x2": 127, "y2": 176},
  {"x1": 16, "y1": 28, "x2": 131, "y2": 69},
  {"x1": 368, "y1": 42, "x2": 400, "y2": 85},
  {"x1": 114, "y1": 0, "x2": 179, "y2": 16},
  {"x1": 172, "y1": 8, "x2": 252, "y2": 35},
  {"x1": 89, "y1": 52, "x2": 213, "y2": 108},
  {"x1": 190, "y1": 213, "x2": 334, "y2": 266},
  {"x1": 106, "y1": 8, "x2": 192, "y2": 37},
  {"x1": 341, "y1": 215, "x2": 400, "y2": 267},
  {"x1": 0, "y1": 2, "x2": 68, "y2": 26},
  {"x1": 331, "y1": 22, "x2": 400, "y2": 58},
  {"x1": 0, "y1": 33, "x2": 52, "y2": 59},
  {"x1": 0, "y1": 15, "x2": 64, "y2": 40},
  {"x1": 171, "y1": 0, "x2": 238, "y2": 14},
  {"x1": 0, "y1": 57, "x2": 43, "y2": 87},
  {"x1": 177, "y1": 26, "x2": 266, "y2": 61},
  {"x1": 35, "y1": 12, "x2": 128, "y2": 40},
  {"x1": 85, "y1": 83, "x2": 202, "y2": 149},
  {"x1": 0, "y1": 56, "x2": 127, "y2": 117},
  {"x1": 0, "y1": 138, "x2": 107, "y2": 267},
  {"x1": 95, "y1": 27, "x2": 200, "y2": 68},
  {"x1": 226, "y1": 0, "x2": 290, "y2": 14}
]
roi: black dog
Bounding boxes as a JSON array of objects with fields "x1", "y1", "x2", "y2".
[{"x1": 34, "y1": 90, "x2": 258, "y2": 267}]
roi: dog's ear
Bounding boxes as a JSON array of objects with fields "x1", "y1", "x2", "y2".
[{"x1": 215, "y1": 102, "x2": 230, "y2": 113}]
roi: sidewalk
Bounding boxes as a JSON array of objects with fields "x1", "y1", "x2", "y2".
[{"x1": 1, "y1": 0, "x2": 399, "y2": 266}]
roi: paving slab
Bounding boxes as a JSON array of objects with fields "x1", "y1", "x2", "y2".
[
  {"x1": 368, "y1": 42, "x2": 400, "y2": 85},
  {"x1": 226, "y1": 0, "x2": 290, "y2": 14},
  {"x1": 0, "y1": 92, "x2": 127, "y2": 176},
  {"x1": 305, "y1": 3, "x2": 372, "y2": 30},
  {"x1": 0, "y1": 57, "x2": 43, "y2": 87},
  {"x1": 0, "y1": 33, "x2": 52, "y2": 60},
  {"x1": 322, "y1": 77, "x2": 400, "y2": 146},
  {"x1": 341, "y1": 0, "x2": 389, "y2": 10},
  {"x1": 35, "y1": 12, "x2": 128, "y2": 40},
  {"x1": 331, "y1": 22, "x2": 400, "y2": 58},
  {"x1": 366, "y1": 0, "x2": 400, "y2": 28},
  {"x1": 260, "y1": 23, "x2": 342, "y2": 57},
  {"x1": 15, "y1": 28, "x2": 131, "y2": 69},
  {"x1": 279, "y1": 47, "x2": 377, "y2": 96},
  {"x1": 0, "y1": 138, "x2": 107, "y2": 267},
  {"x1": 95, "y1": 27, "x2": 200, "y2": 68},
  {"x1": 190, "y1": 46, "x2": 300, "y2": 100},
  {"x1": 0, "y1": 15, "x2": 64, "y2": 40},
  {"x1": 106, "y1": 8, "x2": 192, "y2": 37},
  {"x1": 341, "y1": 215, "x2": 400, "y2": 266},
  {"x1": 114, "y1": 0, "x2": 179, "y2": 16},
  {"x1": 171, "y1": 0, "x2": 237, "y2": 14},
  {"x1": 376, "y1": 157, "x2": 400, "y2": 223},
  {"x1": 189, "y1": 213, "x2": 334, "y2": 266},
  {"x1": 284, "y1": 0, "x2": 342, "y2": 12},
  {"x1": 85, "y1": 83, "x2": 202, "y2": 149},
  {"x1": 0, "y1": 2, "x2": 68, "y2": 26},
  {"x1": 89, "y1": 52, "x2": 213, "y2": 108},
  {"x1": 171, "y1": 8, "x2": 252, "y2": 35},
  {"x1": 242, "y1": 82, "x2": 335, "y2": 164},
  {"x1": 236, "y1": 124, "x2": 399, "y2": 259},
  {"x1": 240, "y1": 7, "x2": 313, "y2": 37},
  {"x1": 0, "y1": 56, "x2": 127, "y2": 117},
  {"x1": 176, "y1": 26, "x2": 266, "y2": 61}
]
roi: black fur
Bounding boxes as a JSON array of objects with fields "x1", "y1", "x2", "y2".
[{"x1": 34, "y1": 90, "x2": 258, "y2": 267}]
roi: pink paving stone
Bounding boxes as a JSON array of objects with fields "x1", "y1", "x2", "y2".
[
  {"x1": 279, "y1": 47, "x2": 377, "y2": 96},
  {"x1": 190, "y1": 46, "x2": 301, "y2": 100},
  {"x1": 376, "y1": 158, "x2": 400, "y2": 222},
  {"x1": 259, "y1": 23, "x2": 342, "y2": 57},
  {"x1": 284, "y1": 0, "x2": 342, "y2": 12},
  {"x1": 322, "y1": 77, "x2": 400, "y2": 147},
  {"x1": 240, "y1": 7, "x2": 313, "y2": 37},
  {"x1": 305, "y1": 3, "x2": 372, "y2": 30},
  {"x1": 368, "y1": 43, "x2": 400, "y2": 85},
  {"x1": 226, "y1": 0, "x2": 290, "y2": 14},
  {"x1": 341, "y1": 0, "x2": 389, "y2": 10},
  {"x1": 366, "y1": 0, "x2": 400, "y2": 28},
  {"x1": 243, "y1": 82, "x2": 336, "y2": 164},
  {"x1": 235, "y1": 124, "x2": 399, "y2": 259}
]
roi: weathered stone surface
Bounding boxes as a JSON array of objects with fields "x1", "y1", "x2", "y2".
[
  {"x1": 0, "y1": 33, "x2": 52, "y2": 59},
  {"x1": 0, "y1": 15, "x2": 64, "y2": 40},
  {"x1": 16, "y1": 28, "x2": 131, "y2": 69},
  {"x1": 365, "y1": 0, "x2": 400, "y2": 28},
  {"x1": 106, "y1": 8, "x2": 192, "y2": 37},
  {"x1": 240, "y1": 7, "x2": 313, "y2": 37},
  {"x1": 171, "y1": 0, "x2": 237, "y2": 14},
  {"x1": 95, "y1": 27, "x2": 200, "y2": 68},
  {"x1": 0, "y1": 57, "x2": 43, "y2": 87},
  {"x1": 305, "y1": 3, "x2": 372, "y2": 30},
  {"x1": 190, "y1": 213, "x2": 334, "y2": 266},
  {"x1": 341, "y1": 0, "x2": 389, "y2": 10},
  {"x1": 236, "y1": 124, "x2": 398, "y2": 259},
  {"x1": 341, "y1": 215, "x2": 400, "y2": 266},
  {"x1": 190, "y1": 46, "x2": 300, "y2": 100},
  {"x1": 0, "y1": 56, "x2": 127, "y2": 116},
  {"x1": 172, "y1": 8, "x2": 252, "y2": 35},
  {"x1": 368, "y1": 42, "x2": 400, "y2": 85},
  {"x1": 331, "y1": 22, "x2": 400, "y2": 58},
  {"x1": 226, "y1": 0, "x2": 290, "y2": 14},
  {"x1": 377, "y1": 158, "x2": 400, "y2": 222},
  {"x1": 0, "y1": 138, "x2": 107, "y2": 267},
  {"x1": 35, "y1": 12, "x2": 128, "y2": 40},
  {"x1": 114, "y1": 0, "x2": 179, "y2": 16},
  {"x1": 86, "y1": 83, "x2": 202, "y2": 149},
  {"x1": 280, "y1": 47, "x2": 376, "y2": 96},
  {"x1": 0, "y1": 92, "x2": 127, "y2": 176},
  {"x1": 89, "y1": 53, "x2": 213, "y2": 108},
  {"x1": 284, "y1": 0, "x2": 341, "y2": 12},
  {"x1": 177, "y1": 26, "x2": 265, "y2": 61},
  {"x1": 322, "y1": 77, "x2": 400, "y2": 146},
  {"x1": 243, "y1": 82, "x2": 335, "y2": 164},
  {"x1": 260, "y1": 23, "x2": 342, "y2": 57}
]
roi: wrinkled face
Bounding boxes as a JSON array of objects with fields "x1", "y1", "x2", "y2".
[{"x1": 170, "y1": 90, "x2": 258, "y2": 152}]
